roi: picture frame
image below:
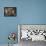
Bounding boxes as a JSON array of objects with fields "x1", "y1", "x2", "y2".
[{"x1": 4, "y1": 7, "x2": 17, "y2": 17}]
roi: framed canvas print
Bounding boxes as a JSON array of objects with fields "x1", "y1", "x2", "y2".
[
  {"x1": 4, "y1": 7, "x2": 16, "y2": 17},
  {"x1": 18, "y1": 24, "x2": 46, "y2": 41},
  {"x1": 18, "y1": 24, "x2": 46, "y2": 46}
]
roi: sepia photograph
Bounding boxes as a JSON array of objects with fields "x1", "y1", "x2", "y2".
[{"x1": 4, "y1": 7, "x2": 16, "y2": 17}]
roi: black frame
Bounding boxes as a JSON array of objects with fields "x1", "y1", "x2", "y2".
[{"x1": 4, "y1": 7, "x2": 17, "y2": 17}]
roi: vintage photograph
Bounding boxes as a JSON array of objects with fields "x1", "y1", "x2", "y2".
[{"x1": 4, "y1": 7, "x2": 16, "y2": 16}]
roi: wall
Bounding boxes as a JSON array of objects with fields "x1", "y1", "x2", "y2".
[{"x1": 0, "y1": 0, "x2": 46, "y2": 44}]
